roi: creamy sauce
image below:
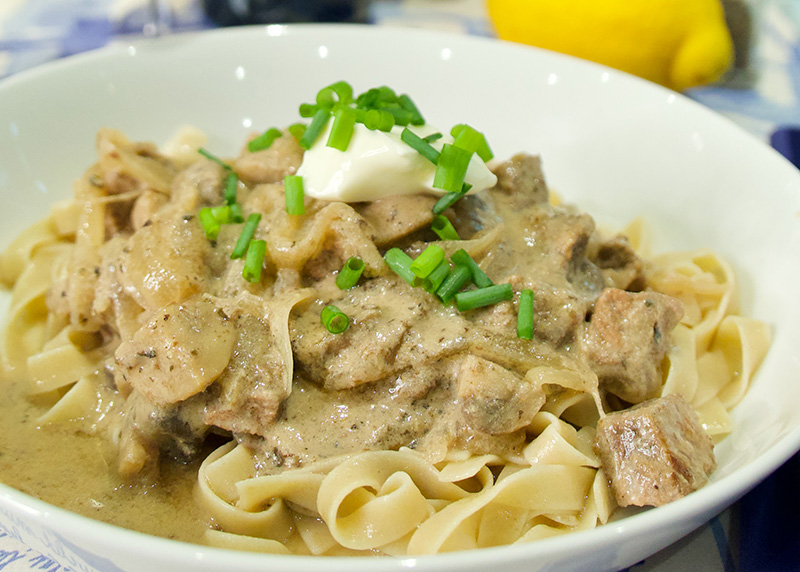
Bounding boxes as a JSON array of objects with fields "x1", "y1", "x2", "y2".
[{"x1": 0, "y1": 374, "x2": 209, "y2": 543}]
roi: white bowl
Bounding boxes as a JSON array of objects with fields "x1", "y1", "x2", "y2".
[{"x1": 1, "y1": 24, "x2": 799, "y2": 572}]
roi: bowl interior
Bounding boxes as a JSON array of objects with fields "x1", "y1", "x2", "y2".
[{"x1": 1, "y1": 24, "x2": 800, "y2": 572}]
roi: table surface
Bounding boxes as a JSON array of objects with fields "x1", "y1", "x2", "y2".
[{"x1": 0, "y1": 1, "x2": 798, "y2": 571}]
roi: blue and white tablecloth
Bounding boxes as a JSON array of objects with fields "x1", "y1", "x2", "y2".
[{"x1": 0, "y1": 1, "x2": 798, "y2": 571}]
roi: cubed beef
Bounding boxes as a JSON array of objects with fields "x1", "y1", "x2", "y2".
[
  {"x1": 355, "y1": 194, "x2": 437, "y2": 247},
  {"x1": 589, "y1": 234, "x2": 646, "y2": 291},
  {"x1": 490, "y1": 153, "x2": 549, "y2": 207},
  {"x1": 594, "y1": 394, "x2": 716, "y2": 507},
  {"x1": 583, "y1": 288, "x2": 683, "y2": 404}
]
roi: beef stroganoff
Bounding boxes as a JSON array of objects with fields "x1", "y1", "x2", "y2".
[{"x1": 0, "y1": 82, "x2": 771, "y2": 556}]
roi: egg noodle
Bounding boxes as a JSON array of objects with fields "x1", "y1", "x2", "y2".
[{"x1": 0, "y1": 98, "x2": 770, "y2": 555}]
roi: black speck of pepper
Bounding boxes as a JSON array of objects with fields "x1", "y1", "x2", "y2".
[
  {"x1": 183, "y1": 215, "x2": 194, "y2": 222},
  {"x1": 350, "y1": 424, "x2": 358, "y2": 431},
  {"x1": 136, "y1": 349, "x2": 157, "y2": 359},
  {"x1": 143, "y1": 219, "x2": 152, "y2": 227}
]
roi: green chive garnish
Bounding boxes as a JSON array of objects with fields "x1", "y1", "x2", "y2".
[
  {"x1": 299, "y1": 103, "x2": 318, "y2": 118},
  {"x1": 455, "y1": 283, "x2": 513, "y2": 312},
  {"x1": 363, "y1": 109, "x2": 395, "y2": 132},
  {"x1": 431, "y1": 215, "x2": 460, "y2": 241},
  {"x1": 384, "y1": 248, "x2": 415, "y2": 285},
  {"x1": 317, "y1": 81, "x2": 353, "y2": 108},
  {"x1": 418, "y1": 260, "x2": 450, "y2": 293},
  {"x1": 229, "y1": 203, "x2": 245, "y2": 223},
  {"x1": 210, "y1": 205, "x2": 233, "y2": 225},
  {"x1": 336, "y1": 257, "x2": 365, "y2": 290},
  {"x1": 327, "y1": 107, "x2": 357, "y2": 152},
  {"x1": 433, "y1": 144, "x2": 472, "y2": 194},
  {"x1": 284, "y1": 175, "x2": 305, "y2": 216},
  {"x1": 401, "y1": 128, "x2": 440, "y2": 165},
  {"x1": 299, "y1": 109, "x2": 331, "y2": 150},
  {"x1": 248, "y1": 127, "x2": 283, "y2": 153},
  {"x1": 288, "y1": 123, "x2": 307, "y2": 141},
  {"x1": 451, "y1": 248, "x2": 493, "y2": 288},
  {"x1": 432, "y1": 183, "x2": 471, "y2": 215},
  {"x1": 198, "y1": 207, "x2": 221, "y2": 241},
  {"x1": 321, "y1": 305, "x2": 349, "y2": 334},
  {"x1": 436, "y1": 264, "x2": 472, "y2": 304},
  {"x1": 451, "y1": 124, "x2": 493, "y2": 162},
  {"x1": 422, "y1": 132, "x2": 443, "y2": 144},
  {"x1": 410, "y1": 245, "x2": 446, "y2": 279},
  {"x1": 398, "y1": 94, "x2": 424, "y2": 126},
  {"x1": 224, "y1": 172, "x2": 239, "y2": 205},
  {"x1": 517, "y1": 289, "x2": 535, "y2": 340},
  {"x1": 231, "y1": 213, "x2": 262, "y2": 260},
  {"x1": 242, "y1": 239, "x2": 266, "y2": 283},
  {"x1": 198, "y1": 148, "x2": 232, "y2": 171}
]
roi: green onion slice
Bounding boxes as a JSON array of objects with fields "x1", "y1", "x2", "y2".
[
  {"x1": 327, "y1": 106, "x2": 357, "y2": 152},
  {"x1": 398, "y1": 94, "x2": 425, "y2": 126},
  {"x1": 242, "y1": 239, "x2": 266, "y2": 283},
  {"x1": 455, "y1": 283, "x2": 513, "y2": 312},
  {"x1": 410, "y1": 244, "x2": 446, "y2": 279},
  {"x1": 284, "y1": 175, "x2": 306, "y2": 216},
  {"x1": 198, "y1": 148, "x2": 232, "y2": 171},
  {"x1": 321, "y1": 305, "x2": 349, "y2": 334},
  {"x1": 231, "y1": 212, "x2": 262, "y2": 260},
  {"x1": 198, "y1": 207, "x2": 221, "y2": 241},
  {"x1": 299, "y1": 109, "x2": 331, "y2": 150},
  {"x1": 363, "y1": 109, "x2": 395, "y2": 132},
  {"x1": 401, "y1": 128, "x2": 440, "y2": 165},
  {"x1": 431, "y1": 215, "x2": 460, "y2": 241},
  {"x1": 288, "y1": 123, "x2": 307, "y2": 141},
  {"x1": 451, "y1": 124, "x2": 494, "y2": 162},
  {"x1": 451, "y1": 248, "x2": 493, "y2": 288},
  {"x1": 422, "y1": 132, "x2": 443, "y2": 144},
  {"x1": 224, "y1": 172, "x2": 239, "y2": 205},
  {"x1": 417, "y1": 260, "x2": 450, "y2": 293},
  {"x1": 433, "y1": 144, "x2": 472, "y2": 194},
  {"x1": 336, "y1": 257, "x2": 365, "y2": 290},
  {"x1": 210, "y1": 205, "x2": 233, "y2": 225},
  {"x1": 384, "y1": 248, "x2": 416, "y2": 285},
  {"x1": 517, "y1": 289, "x2": 535, "y2": 340},
  {"x1": 248, "y1": 127, "x2": 283, "y2": 153},
  {"x1": 317, "y1": 81, "x2": 353, "y2": 109},
  {"x1": 432, "y1": 183, "x2": 471, "y2": 215},
  {"x1": 436, "y1": 264, "x2": 472, "y2": 304},
  {"x1": 229, "y1": 203, "x2": 245, "y2": 223}
]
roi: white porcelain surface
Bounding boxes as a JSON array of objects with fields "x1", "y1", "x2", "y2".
[{"x1": 1, "y1": 24, "x2": 799, "y2": 572}]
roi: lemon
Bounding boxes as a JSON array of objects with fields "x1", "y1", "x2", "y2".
[{"x1": 486, "y1": 0, "x2": 734, "y2": 91}]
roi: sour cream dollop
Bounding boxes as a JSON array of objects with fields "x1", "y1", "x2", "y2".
[{"x1": 296, "y1": 123, "x2": 497, "y2": 203}]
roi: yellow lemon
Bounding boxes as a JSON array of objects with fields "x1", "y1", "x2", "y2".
[{"x1": 486, "y1": 0, "x2": 734, "y2": 91}]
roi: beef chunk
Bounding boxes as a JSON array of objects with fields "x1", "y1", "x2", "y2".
[
  {"x1": 583, "y1": 289, "x2": 683, "y2": 404},
  {"x1": 490, "y1": 153, "x2": 549, "y2": 207},
  {"x1": 355, "y1": 194, "x2": 437, "y2": 247},
  {"x1": 589, "y1": 234, "x2": 646, "y2": 291},
  {"x1": 594, "y1": 394, "x2": 716, "y2": 507},
  {"x1": 457, "y1": 355, "x2": 545, "y2": 434}
]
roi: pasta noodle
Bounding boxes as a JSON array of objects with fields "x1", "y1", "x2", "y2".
[{"x1": 0, "y1": 112, "x2": 771, "y2": 557}]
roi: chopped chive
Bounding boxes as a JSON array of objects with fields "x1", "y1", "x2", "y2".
[
  {"x1": 384, "y1": 248, "x2": 415, "y2": 285},
  {"x1": 363, "y1": 109, "x2": 395, "y2": 132},
  {"x1": 284, "y1": 175, "x2": 305, "y2": 216},
  {"x1": 229, "y1": 203, "x2": 245, "y2": 223},
  {"x1": 299, "y1": 109, "x2": 331, "y2": 150},
  {"x1": 455, "y1": 283, "x2": 513, "y2": 312},
  {"x1": 422, "y1": 132, "x2": 443, "y2": 144},
  {"x1": 327, "y1": 107, "x2": 357, "y2": 152},
  {"x1": 436, "y1": 264, "x2": 472, "y2": 303},
  {"x1": 198, "y1": 148, "x2": 231, "y2": 171},
  {"x1": 431, "y1": 215, "x2": 460, "y2": 241},
  {"x1": 198, "y1": 207, "x2": 221, "y2": 241},
  {"x1": 321, "y1": 305, "x2": 349, "y2": 334},
  {"x1": 432, "y1": 183, "x2": 471, "y2": 215},
  {"x1": 317, "y1": 81, "x2": 353, "y2": 108},
  {"x1": 242, "y1": 239, "x2": 266, "y2": 283},
  {"x1": 401, "y1": 128, "x2": 440, "y2": 165},
  {"x1": 248, "y1": 127, "x2": 283, "y2": 153},
  {"x1": 398, "y1": 94, "x2": 424, "y2": 126},
  {"x1": 299, "y1": 103, "x2": 318, "y2": 118},
  {"x1": 517, "y1": 289, "x2": 535, "y2": 340},
  {"x1": 288, "y1": 123, "x2": 307, "y2": 141},
  {"x1": 452, "y1": 124, "x2": 493, "y2": 162},
  {"x1": 421, "y1": 260, "x2": 450, "y2": 293},
  {"x1": 433, "y1": 144, "x2": 472, "y2": 194},
  {"x1": 224, "y1": 172, "x2": 239, "y2": 205},
  {"x1": 336, "y1": 257, "x2": 365, "y2": 290},
  {"x1": 231, "y1": 212, "x2": 262, "y2": 259},
  {"x1": 383, "y1": 107, "x2": 414, "y2": 126},
  {"x1": 410, "y1": 244, "x2": 446, "y2": 279},
  {"x1": 451, "y1": 248, "x2": 493, "y2": 288},
  {"x1": 210, "y1": 205, "x2": 233, "y2": 224}
]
